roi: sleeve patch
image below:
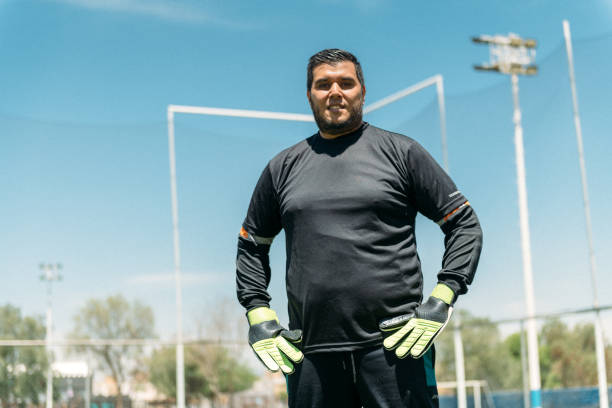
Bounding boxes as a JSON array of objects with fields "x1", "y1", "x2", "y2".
[
  {"x1": 239, "y1": 227, "x2": 274, "y2": 245},
  {"x1": 240, "y1": 227, "x2": 250, "y2": 239},
  {"x1": 436, "y1": 201, "x2": 470, "y2": 226}
]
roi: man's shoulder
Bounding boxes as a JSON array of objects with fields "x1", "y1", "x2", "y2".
[
  {"x1": 365, "y1": 124, "x2": 420, "y2": 150},
  {"x1": 267, "y1": 132, "x2": 317, "y2": 172}
]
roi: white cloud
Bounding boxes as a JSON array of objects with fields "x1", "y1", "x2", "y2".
[
  {"x1": 52, "y1": 0, "x2": 259, "y2": 29},
  {"x1": 126, "y1": 271, "x2": 223, "y2": 285}
]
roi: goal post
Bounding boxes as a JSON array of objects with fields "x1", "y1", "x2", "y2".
[{"x1": 438, "y1": 380, "x2": 496, "y2": 408}]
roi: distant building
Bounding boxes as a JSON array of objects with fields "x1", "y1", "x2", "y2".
[{"x1": 52, "y1": 361, "x2": 91, "y2": 408}]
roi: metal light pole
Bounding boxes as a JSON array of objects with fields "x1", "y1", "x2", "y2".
[
  {"x1": 520, "y1": 320, "x2": 530, "y2": 408},
  {"x1": 473, "y1": 33, "x2": 542, "y2": 408},
  {"x1": 562, "y1": 20, "x2": 609, "y2": 408},
  {"x1": 40, "y1": 262, "x2": 63, "y2": 408}
]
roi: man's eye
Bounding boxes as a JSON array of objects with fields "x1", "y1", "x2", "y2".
[
  {"x1": 341, "y1": 81, "x2": 355, "y2": 89},
  {"x1": 317, "y1": 83, "x2": 330, "y2": 90}
]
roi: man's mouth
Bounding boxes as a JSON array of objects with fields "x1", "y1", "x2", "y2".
[{"x1": 328, "y1": 105, "x2": 344, "y2": 112}]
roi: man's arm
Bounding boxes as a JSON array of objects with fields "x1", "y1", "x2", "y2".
[
  {"x1": 381, "y1": 204, "x2": 482, "y2": 359},
  {"x1": 405, "y1": 141, "x2": 483, "y2": 298},
  {"x1": 380, "y1": 140, "x2": 483, "y2": 359},
  {"x1": 236, "y1": 227, "x2": 274, "y2": 310},
  {"x1": 236, "y1": 164, "x2": 281, "y2": 310},
  {"x1": 235, "y1": 164, "x2": 303, "y2": 374},
  {"x1": 437, "y1": 202, "x2": 483, "y2": 297}
]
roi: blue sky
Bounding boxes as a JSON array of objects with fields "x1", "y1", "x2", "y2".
[{"x1": 1, "y1": 0, "x2": 612, "y2": 341}]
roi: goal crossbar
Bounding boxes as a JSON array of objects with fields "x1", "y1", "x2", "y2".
[{"x1": 168, "y1": 74, "x2": 444, "y2": 126}]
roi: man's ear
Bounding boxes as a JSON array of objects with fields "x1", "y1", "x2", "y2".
[
  {"x1": 362, "y1": 85, "x2": 366, "y2": 104},
  {"x1": 307, "y1": 90, "x2": 311, "y2": 101}
]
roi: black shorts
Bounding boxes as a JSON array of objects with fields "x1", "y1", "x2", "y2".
[{"x1": 287, "y1": 345, "x2": 439, "y2": 408}]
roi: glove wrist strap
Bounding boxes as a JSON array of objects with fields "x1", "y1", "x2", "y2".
[
  {"x1": 247, "y1": 307, "x2": 278, "y2": 325},
  {"x1": 431, "y1": 283, "x2": 455, "y2": 305}
]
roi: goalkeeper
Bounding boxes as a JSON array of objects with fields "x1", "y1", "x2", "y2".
[{"x1": 236, "y1": 48, "x2": 483, "y2": 408}]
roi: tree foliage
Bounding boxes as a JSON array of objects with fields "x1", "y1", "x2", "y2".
[
  {"x1": 0, "y1": 304, "x2": 49, "y2": 406},
  {"x1": 148, "y1": 345, "x2": 256, "y2": 404},
  {"x1": 435, "y1": 310, "x2": 522, "y2": 390},
  {"x1": 539, "y1": 319, "x2": 612, "y2": 389},
  {"x1": 435, "y1": 311, "x2": 612, "y2": 392},
  {"x1": 149, "y1": 298, "x2": 257, "y2": 404},
  {"x1": 148, "y1": 346, "x2": 210, "y2": 400},
  {"x1": 71, "y1": 295, "x2": 155, "y2": 408},
  {"x1": 193, "y1": 345, "x2": 257, "y2": 398}
]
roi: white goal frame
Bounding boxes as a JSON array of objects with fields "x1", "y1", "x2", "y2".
[
  {"x1": 438, "y1": 380, "x2": 496, "y2": 408},
  {"x1": 166, "y1": 74, "x2": 448, "y2": 408}
]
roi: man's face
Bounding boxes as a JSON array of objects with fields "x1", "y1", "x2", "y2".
[{"x1": 308, "y1": 61, "x2": 365, "y2": 138}]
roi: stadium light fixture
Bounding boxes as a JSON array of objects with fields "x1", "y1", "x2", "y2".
[
  {"x1": 473, "y1": 32, "x2": 542, "y2": 408},
  {"x1": 472, "y1": 34, "x2": 538, "y2": 76}
]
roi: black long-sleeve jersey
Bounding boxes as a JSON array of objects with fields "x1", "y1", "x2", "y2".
[{"x1": 236, "y1": 122, "x2": 482, "y2": 354}]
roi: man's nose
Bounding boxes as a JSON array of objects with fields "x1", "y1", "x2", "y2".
[{"x1": 329, "y1": 82, "x2": 342, "y2": 95}]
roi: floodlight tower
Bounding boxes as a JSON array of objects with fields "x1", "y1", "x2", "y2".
[
  {"x1": 472, "y1": 33, "x2": 541, "y2": 408},
  {"x1": 40, "y1": 262, "x2": 63, "y2": 408}
]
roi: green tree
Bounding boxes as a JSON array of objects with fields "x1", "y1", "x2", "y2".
[
  {"x1": 539, "y1": 319, "x2": 612, "y2": 389},
  {"x1": 192, "y1": 345, "x2": 257, "y2": 400},
  {"x1": 71, "y1": 295, "x2": 155, "y2": 408},
  {"x1": 432, "y1": 313, "x2": 612, "y2": 393},
  {"x1": 195, "y1": 298, "x2": 258, "y2": 405},
  {"x1": 148, "y1": 346, "x2": 210, "y2": 401},
  {"x1": 148, "y1": 345, "x2": 256, "y2": 407},
  {"x1": 435, "y1": 310, "x2": 521, "y2": 390},
  {"x1": 148, "y1": 298, "x2": 258, "y2": 406},
  {"x1": 0, "y1": 304, "x2": 48, "y2": 407}
]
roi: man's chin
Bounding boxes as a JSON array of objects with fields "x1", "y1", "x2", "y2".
[
  {"x1": 319, "y1": 120, "x2": 361, "y2": 135},
  {"x1": 316, "y1": 114, "x2": 362, "y2": 134}
]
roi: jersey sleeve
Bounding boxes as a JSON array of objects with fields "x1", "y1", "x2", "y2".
[
  {"x1": 236, "y1": 163, "x2": 283, "y2": 312},
  {"x1": 405, "y1": 142, "x2": 466, "y2": 222},
  {"x1": 405, "y1": 141, "x2": 483, "y2": 298}
]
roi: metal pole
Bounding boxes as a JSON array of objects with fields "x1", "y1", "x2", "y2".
[
  {"x1": 511, "y1": 73, "x2": 542, "y2": 408},
  {"x1": 474, "y1": 382, "x2": 482, "y2": 408},
  {"x1": 562, "y1": 20, "x2": 609, "y2": 408},
  {"x1": 520, "y1": 320, "x2": 530, "y2": 408},
  {"x1": 167, "y1": 108, "x2": 186, "y2": 408},
  {"x1": 453, "y1": 316, "x2": 467, "y2": 408},
  {"x1": 40, "y1": 263, "x2": 61, "y2": 408},
  {"x1": 437, "y1": 75, "x2": 468, "y2": 406},
  {"x1": 85, "y1": 364, "x2": 91, "y2": 408},
  {"x1": 362, "y1": 76, "x2": 439, "y2": 114},
  {"x1": 435, "y1": 75, "x2": 449, "y2": 173},
  {"x1": 46, "y1": 279, "x2": 53, "y2": 408}
]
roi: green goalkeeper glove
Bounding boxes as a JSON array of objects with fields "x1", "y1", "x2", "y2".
[
  {"x1": 247, "y1": 307, "x2": 304, "y2": 374},
  {"x1": 379, "y1": 283, "x2": 455, "y2": 359}
]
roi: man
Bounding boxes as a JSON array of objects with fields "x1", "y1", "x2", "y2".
[{"x1": 236, "y1": 49, "x2": 482, "y2": 408}]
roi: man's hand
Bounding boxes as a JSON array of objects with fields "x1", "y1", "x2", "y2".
[
  {"x1": 379, "y1": 283, "x2": 455, "y2": 359},
  {"x1": 247, "y1": 307, "x2": 304, "y2": 374}
]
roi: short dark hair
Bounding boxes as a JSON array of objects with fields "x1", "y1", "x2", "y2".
[{"x1": 307, "y1": 48, "x2": 364, "y2": 90}]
